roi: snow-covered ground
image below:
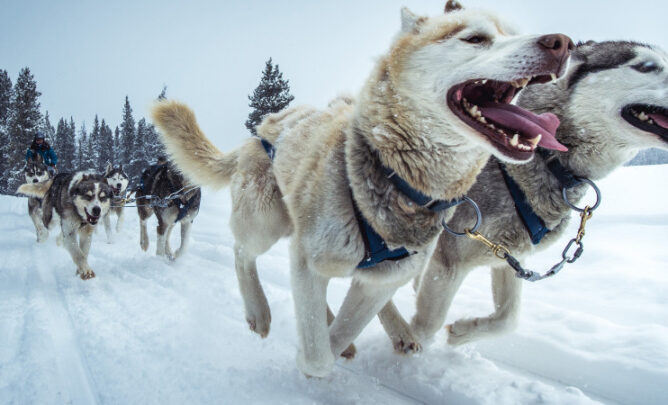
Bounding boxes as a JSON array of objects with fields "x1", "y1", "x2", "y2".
[{"x1": 1, "y1": 164, "x2": 666, "y2": 405}]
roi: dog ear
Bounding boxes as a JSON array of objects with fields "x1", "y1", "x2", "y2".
[
  {"x1": 105, "y1": 161, "x2": 112, "y2": 175},
  {"x1": 445, "y1": 0, "x2": 463, "y2": 13},
  {"x1": 400, "y1": 7, "x2": 426, "y2": 34}
]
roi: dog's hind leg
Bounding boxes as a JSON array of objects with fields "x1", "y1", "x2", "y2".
[
  {"x1": 164, "y1": 223, "x2": 176, "y2": 260},
  {"x1": 29, "y1": 206, "x2": 48, "y2": 243},
  {"x1": 448, "y1": 264, "x2": 522, "y2": 345},
  {"x1": 138, "y1": 202, "x2": 152, "y2": 252}
]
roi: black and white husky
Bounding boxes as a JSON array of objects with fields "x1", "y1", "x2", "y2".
[
  {"x1": 23, "y1": 154, "x2": 52, "y2": 242},
  {"x1": 136, "y1": 162, "x2": 201, "y2": 260},
  {"x1": 103, "y1": 162, "x2": 130, "y2": 243},
  {"x1": 18, "y1": 171, "x2": 114, "y2": 280}
]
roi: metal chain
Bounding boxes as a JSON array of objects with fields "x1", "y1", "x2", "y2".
[{"x1": 110, "y1": 185, "x2": 199, "y2": 208}]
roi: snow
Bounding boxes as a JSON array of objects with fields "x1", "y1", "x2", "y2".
[{"x1": 1, "y1": 164, "x2": 667, "y2": 405}]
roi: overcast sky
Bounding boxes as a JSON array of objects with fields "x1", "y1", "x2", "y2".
[{"x1": 2, "y1": 0, "x2": 667, "y2": 150}]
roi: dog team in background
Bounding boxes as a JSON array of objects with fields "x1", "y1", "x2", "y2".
[{"x1": 14, "y1": 0, "x2": 668, "y2": 379}]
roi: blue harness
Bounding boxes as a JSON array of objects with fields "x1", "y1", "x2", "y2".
[
  {"x1": 257, "y1": 137, "x2": 463, "y2": 269},
  {"x1": 499, "y1": 149, "x2": 583, "y2": 245}
]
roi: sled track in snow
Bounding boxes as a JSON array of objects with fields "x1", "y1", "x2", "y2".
[{"x1": 34, "y1": 254, "x2": 100, "y2": 405}]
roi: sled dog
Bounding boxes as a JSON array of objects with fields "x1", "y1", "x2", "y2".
[
  {"x1": 135, "y1": 161, "x2": 201, "y2": 260},
  {"x1": 24, "y1": 154, "x2": 52, "y2": 243},
  {"x1": 18, "y1": 171, "x2": 113, "y2": 280},
  {"x1": 152, "y1": 2, "x2": 572, "y2": 377},
  {"x1": 103, "y1": 162, "x2": 130, "y2": 242},
  {"x1": 378, "y1": 40, "x2": 668, "y2": 352}
]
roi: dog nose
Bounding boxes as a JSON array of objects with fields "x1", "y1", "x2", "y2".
[
  {"x1": 32, "y1": 178, "x2": 38, "y2": 183},
  {"x1": 92, "y1": 206, "x2": 101, "y2": 216},
  {"x1": 537, "y1": 34, "x2": 573, "y2": 61},
  {"x1": 116, "y1": 183, "x2": 122, "y2": 189}
]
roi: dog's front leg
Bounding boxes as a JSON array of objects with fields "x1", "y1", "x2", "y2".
[
  {"x1": 115, "y1": 208, "x2": 124, "y2": 233},
  {"x1": 61, "y1": 222, "x2": 95, "y2": 280},
  {"x1": 291, "y1": 248, "x2": 333, "y2": 378},
  {"x1": 103, "y1": 213, "x2": 113, "y2": 243},
  {"x1": 410, "y1": 256, "x2": 468, "y2": 342},
  {"x1": 448, "y1": 264, "x2": 522, "y2": 345},
  {"x1": 329, "y1": 278, "x2": 400, "y2": 358},
  {"x1": 378, "y1": 300, "x2": 421, "y2": 354},
  {"x1": 30, "y1": 209, "x2": 48, "y2": 243},
  {"x1": 173, "y1": 220, "x2": 192, "y2": 259}
]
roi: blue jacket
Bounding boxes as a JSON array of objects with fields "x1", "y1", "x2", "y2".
[{"x1": 26, "y1": 142, "x2": 58, "y2": 166}]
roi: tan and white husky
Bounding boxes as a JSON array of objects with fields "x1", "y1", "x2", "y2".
[{"x1": 152, "y1": 2, "x2": 572, "y2": 377}]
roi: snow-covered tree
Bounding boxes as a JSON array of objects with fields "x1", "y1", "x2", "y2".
[
  {"x1": 88, "y1": 115, "x2": 102, "y2": 171},
  {"x1": 76, "y1": 123, "x2": 87, "y2": 170},
  {"x1": 0, "y1": 70, "x2": 13, "y2": 193},
  {"x1": 245, "y1": 58, "x2": 294, "y2": 136},
  {"x1": 113, "y1": 126, "x2": 121, "y2": 164},
  {"x1": 6, "y1": 67, "x2": 42, "y2": 192},
  {"x1": 119, "y1": 96, "x2": 136, "y2": 173},
  {"x1": 98, "y1": 119, "x2": 114, "y2": 170},
  {"x1": 54, "y1": 117, "x2": 75, "y2": 172}
]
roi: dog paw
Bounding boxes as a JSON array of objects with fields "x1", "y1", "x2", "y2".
[
  {"x1": 393, "y1": 338, "x2": 422, "y2": 355},
  {"x1": 246, "y1": 311, "x2": 271, "y2": 338},
  {"x1": 446, "y1": 319, "x2": 479, "y2": 346},
  {"x1": 141, "y1": 241, "x2": 149, "y2": 251},
  {"x1": 340, "y1": 343, "x2": 357, "y2": 360},
  {"x1": 296, "y1": 350, "x2": 335, "y2": 378},
  {"x1": 77, "y1": 268, "x2": 96, "y2": 280}
]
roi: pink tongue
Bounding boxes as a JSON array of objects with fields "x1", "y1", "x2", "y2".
[
  {"x1": 648, "y1": 113, "x2": 668, "y2": 129},
  {"x1": 479, "y1": 102, "x2": 568, "y2": 152}
]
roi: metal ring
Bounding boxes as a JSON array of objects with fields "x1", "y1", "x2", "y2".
[
  {"x1": 442, "y1": 196, "x2": 482, "y2": 237},
  {"x1": 562, "y1": 177, "x2": 601, "y2": 212}
]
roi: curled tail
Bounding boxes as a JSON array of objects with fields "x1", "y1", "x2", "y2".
[
  {"x1": 17, "y1": 179, "x2": 53, "y2": 199},
  {"x1": 151, "y1": 100, "x2": 238, "y2": 189}
]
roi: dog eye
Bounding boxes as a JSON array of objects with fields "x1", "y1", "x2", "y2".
[
  {"x1": 461, "y1": 35, "x2": 489, "y2": 44},
  {"x1": 632, "y1": 61, "x2": 660, "y2": 73}
]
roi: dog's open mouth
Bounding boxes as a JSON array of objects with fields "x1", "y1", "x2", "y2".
[
  {"x1": 84, "y1": 208, "x2": 100, "y2": 225},
  {"x1": 111, "y1": 187, "x2": 121, "y2": 196},
  {"x1": 621, "y1": 104, "x2": 668, "y2": 143},
  {"x1": 448, "y1": 76, "x2": 568, "y2": 161}
]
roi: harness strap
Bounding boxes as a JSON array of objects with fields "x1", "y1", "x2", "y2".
[
  {"x1": 175, "y1": 193, "x2": 198, "y2": 222},
  {"x1": 382, "y1": 167, "x2": 462, "y2": 212},
  {"x1": 499, "y1": 163, "x2": 549, "y2": 245},
  {"x1": 537, "y1": 148, "x2": 582, "y2": 188}
]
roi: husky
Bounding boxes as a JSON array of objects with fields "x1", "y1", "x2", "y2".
[
  {"x1": 151, "y1": 2, "x2": 572, "y2": 377},
  {"x1": 24, "y1": 154, "x2": 52, "y2": 242},
  {"x1": 135, "y1": 160, "x2": 201, "y2": 260},
  {"x1": 17, "y1": 171, "x2": 114, "y2": 280},
  {"x1": 378, "y1": 40, "x2": 668, "y2": 352},
  {"x1": 102, "y1": 162, "x2": 130, "y2": 243}
]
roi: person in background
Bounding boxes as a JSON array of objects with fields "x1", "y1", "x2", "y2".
[{"x1": 25, "y1": 131, "x2": 58, "y2": 175}]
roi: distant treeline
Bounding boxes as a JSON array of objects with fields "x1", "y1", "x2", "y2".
[{"x1": 0, "y1": 67, "x2": 165, "y2": 194}]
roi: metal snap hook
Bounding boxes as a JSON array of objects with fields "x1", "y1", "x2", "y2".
[
  {"x1": 442, "y1": 196, "x2": 482, "y2": 237},
  {"x1": 562, "y1": 177, "x2": 601, "y2": 212}
]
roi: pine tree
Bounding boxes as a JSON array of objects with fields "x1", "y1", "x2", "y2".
[
  {"x1": 76, "y1": 123, "x2": 87, "y2": 170},
  {"x1": 89, "y1": 115, "x2": 102, "y2": 170},
  {"x1": 0, "y1": 70, "x2": 12, "y2": 193},
  {"x1": 245, "y1": 58, "x2": 294, "y2": 136},
  {"x1": 40, "y1": 111, "x2": 55, "y2": 140},
  {"x1": 119, "y1": 96, "x2": 136, "y2": 176},
  {"x1": 131, "y1": 118, "x2": 149, "y2": 182},
  {"x1": 6, "y1": 67, "x2": 42, "y2": 192},
  {"x1": 83, "y1": 123, "x2": 96, "y2": 170},
  {"x1": 98, "y1": 119, "x2": 114, "y2": 170},
  {"x1": 55, "y1": 117, "x2": 75, "y2": 172},
  {"x1": 113, "y1": 126, "x2": 121, "y2": 164}
]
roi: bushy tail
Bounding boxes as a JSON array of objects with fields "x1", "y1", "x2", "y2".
[
  {"x1": 151, "y1": 100, "x2": 238, "y2": 189},
  {"x1": 17, "y1": 179, "x2": 53, "y2": 199}
]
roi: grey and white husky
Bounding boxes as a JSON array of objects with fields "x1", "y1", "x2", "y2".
[
  {"x1": 379, "y1": 40, "x2": 668, "y2": 352},
  {"x1": 136, "y1": 161, "x2": 201, "y2": 260},
  {"x1": 18, "y1": 171, "x2": 114, "y2": 280},
  {"x1": 23, "y1": 154, "x2": 52, "y2": 243},
  {"x1": 103, "y1": 162, "x2": 130, "y2": 242}
]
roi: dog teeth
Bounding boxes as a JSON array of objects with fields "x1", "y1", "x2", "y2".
[
  {"x1": 510, "y1": 134, "x2": 519, "y2": 147},
  {"x1": 482, "y1": 79, "x2": 488, "y2": 84},
  {"x1": 550, "y1": 73, "x2": 558, "y2": 84},
  {"x1": 530, "y1": 134, "x2": 542, "y2": 146},
  {"x1": 477, "y1": 116, "x2": 487, "y2": 124},
  {"x1": 511, "y1": 77, "x2": 531, "y2": 88},
  {"x1": 638, "y1": 112, "x2": 649, "y2": 121}
]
